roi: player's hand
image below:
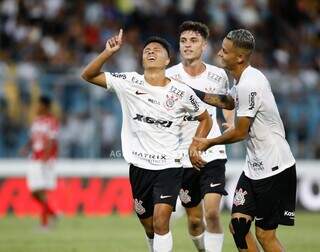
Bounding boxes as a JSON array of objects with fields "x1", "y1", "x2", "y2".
[
  {"x1": 222, "y1": 122, "x2": 234, "y2": 132},
  {"x1": 192, "y1": 137, "x2": 212, "y2": 152},
  {"x1": 189, "y1": 143, "x2": 207, "y2": 170},
  {"x1": 105, "y1": 29, "x2": 123, "y2": 53}
]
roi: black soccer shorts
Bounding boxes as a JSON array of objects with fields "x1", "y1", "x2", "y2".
[
  {"x1": 179, "y1": 159, "x2": 228, "y2": 208},
  {"x1": 231, "y1": 165, "x2": 297, "y2": 230},
  {"x1": 129, "y1": 164, "x2": 183, "y2": 219}
]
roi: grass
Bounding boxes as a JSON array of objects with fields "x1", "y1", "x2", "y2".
[{"x1": 0, "y1": 212, "x2": 319, "y2": 252}]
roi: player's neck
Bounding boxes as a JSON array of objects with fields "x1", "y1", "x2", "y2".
[
  {"x1": 231, "y1": 63, "x2": 250, "y2": 83},
  {"x1": 182, "y1": 59, "x2": 205, "y2": 77},
  {"x1": 144, "y1": 69, "x2": 169, "y2": 86}
]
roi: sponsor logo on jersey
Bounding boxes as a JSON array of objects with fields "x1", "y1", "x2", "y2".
[
  {"x1": 132, "y1": 151, "x2": 167, "y2": 165},
  {"x1": 131, "y1": 76, "x2": 144, "y2": 85},
  {"x1": 169, "y1": 86, "x2": 185, "y2": 99},
  {"x1": 204, "y1": 87, "x2": 216, "y2": 93},
  {"x1": 189, "y1": 95, "x2": 200, "y2": 112},
  {"x1": 248, "y1": 92, "x2": 257, "y2": 110},
  {"x1": 133, "y1": 114, "x2": 173, "y2": 128},
  {"x1": 179, "y1": 189, "x2": 191, "y2": 204},
  {"x1": 148, "y1": 98, "x2": 160, "y2": 105},
  {"x1": 183, "y1": 114, "x2": 198, "y2": 121},
  {"x1": 134, "y1": 199, "x2": 146, "y2": 215},
  {"x1": 233, "y1": 188, "x2": 247, "y2": 206},
  {"x1": 207, "y1": 72, "x2": 222, "y2": 82},
  {"x1": 111, "y1": 73, "x2": 127, "y2": 79},
  {"x1": 248, "y1": 160, "x2": 264, "y2": 171}
]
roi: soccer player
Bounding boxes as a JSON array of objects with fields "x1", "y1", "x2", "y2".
[
  {"x1": 166, "y1": 21, "x2": 234, "y2": 252},
  {"x1": 193, "y1": 29, "x2": 297, "y2": 252},
  {"x1": 20, "y1": 96, "x2": 59, "y2": 228},
  {"x1": 81, "y1": 29, "x2": 213, "y2": 252}
]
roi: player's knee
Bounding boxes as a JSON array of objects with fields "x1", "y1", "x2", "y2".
[
  {"x1": 187, "y1": 214, "x2": 204, "y2": 232},
  {"x1": 153, "y1": 217, "x2": 170, "y2": 234},
  {"x1": 255, "y1": 228, "x2": 275, "y2": 245},
  {"x1": 230, "y1": 217, "x2": 251, "y2": 249},
  {"x1": 204, "y1": 208, "x2": 219, "y2": 224}
]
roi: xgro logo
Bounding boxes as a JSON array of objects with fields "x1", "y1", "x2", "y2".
[{"x1": 133, "y1": 114, "x2": 173, "y2": 128}]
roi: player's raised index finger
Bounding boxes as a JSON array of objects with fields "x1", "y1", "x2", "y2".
[{"x1": 118, "y1": 29, "x2": 123, "y2": 41}]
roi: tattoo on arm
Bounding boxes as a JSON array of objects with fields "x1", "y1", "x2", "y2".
[{"x1": 203, "y1": 93, "x2": 235, "y2": 110}]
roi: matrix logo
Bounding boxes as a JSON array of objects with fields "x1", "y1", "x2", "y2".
[{"x1": 133, "y1": 114, "x2": 173, "y2": 128}]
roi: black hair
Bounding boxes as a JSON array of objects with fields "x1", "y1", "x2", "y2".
[
  {"x1": 39, "y1": 95, "x2": 52, "y2": 107},
  {"x1": 143, "y1": 36, "x2": 172, "y2": 57},
  {"x1": 226, "y1": 29, "x2": 255, "y2": 52},
  {"x1": 178, "y1": 21, "x2": 210, "y2": 40}
]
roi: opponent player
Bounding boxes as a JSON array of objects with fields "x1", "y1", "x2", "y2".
[
  {"x1": 20, "y1": 96, "x2": 59, "y2": 228},
  {"x1": 81, "y1": 29, "x2": 212, "y2": 252},
  {"x1": 194, "y1": 29, "x2": 296, "y2": 252}
]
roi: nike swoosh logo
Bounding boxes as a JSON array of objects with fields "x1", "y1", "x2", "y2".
[
  {"x1": 135, "y1": 91, "x2": 147, "y2": 95},
  {"x1": 160, "y1": 195, "x2": 172, "y2": 199},
  {"x1": 210, "y1": 183, "x2": 221, "y2": 188},
  {"x1": 255, "y1": 217, "x2": 264, "y2": 221}
]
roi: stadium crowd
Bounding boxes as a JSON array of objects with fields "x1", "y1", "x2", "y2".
[{"x1": 0, "y1": 0, "x2": 319, "y2": 158}]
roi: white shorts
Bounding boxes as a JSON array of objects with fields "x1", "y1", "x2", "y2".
[{"x1": 26, "y1": 161, "x2": 57, "y2": 191}]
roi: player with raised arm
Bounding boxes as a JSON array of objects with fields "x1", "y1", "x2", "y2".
[
  {"x1": 194, "y1": 29, "x2": 296, "y2": 252},
  {"x1": 81, "y1": 29, "x2": 212, "y2": 252},
  {"x1": 166, "y1": 21, "x2": 234, "y2": 252}
]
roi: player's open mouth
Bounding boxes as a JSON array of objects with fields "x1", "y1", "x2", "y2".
[{"x1": 147, "y1": 56, "x2": 156, "y2": 61}]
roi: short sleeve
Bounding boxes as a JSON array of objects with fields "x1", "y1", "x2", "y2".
[
  {"x1": 237, "y1": 82, "x2": 260, "y2": 118},
  {"x1": 182, "y1": 86, "x2": 207, "y2": 117},
  {"x1": 104, "y1": 72, "x2": 132, "y2": 92}
]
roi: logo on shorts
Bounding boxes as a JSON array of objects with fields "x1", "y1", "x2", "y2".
[
  {"x1": 160, "y1": 195, "x2": 172, "y2": 199},
  {"x1": 284, "y1": 211, "x2": 295, "y2": 217},
  {"x1": 233, "y1": 188, "x2": 247, "y2": 206},
  {"x1": 179, "y1": 189, "x2": 191, "y2": 204},
  {"x1": 210, "y1": 183, "x2": 221, "y2": 188},
  {"x1": 134, "y1": 199, "x2": 146, "y2": 215}
]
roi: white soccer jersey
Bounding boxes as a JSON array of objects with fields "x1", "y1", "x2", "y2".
[
  {"x1": 104, "y1": 71, "x2": 207, "y2": 170},
  {"x1": 230, "y1": 66, "x2": 295, "y2": 179},
  {"x1": 166, "y1": 63, "x2": 228, "y2": 167}
]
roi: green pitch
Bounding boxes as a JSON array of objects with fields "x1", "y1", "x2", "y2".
[{"x1": 0, "y1": 212, "x2": 319, "y2": 252}]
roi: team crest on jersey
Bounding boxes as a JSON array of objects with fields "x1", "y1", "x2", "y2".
[
  {"x1": 164, "y1": 93, "x2": 179, "y2": 110},
  {"x1": 179, "y1": 189, "x2": 191, "y2": 204},
  {"x1": 134, "y1": 199, "x2": 146, "y2": 215},
  {"x1": 233, "y1": 188, "x2": 247, "y2": 206}
]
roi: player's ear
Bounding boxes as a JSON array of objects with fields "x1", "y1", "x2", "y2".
[{"x1": 165, "y1": 58, "x2": 170, "y2": 67}]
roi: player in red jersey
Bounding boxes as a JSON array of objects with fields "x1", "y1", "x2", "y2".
[{"x1": 20, "y1": 96, "x2": 59, "y2": 228}]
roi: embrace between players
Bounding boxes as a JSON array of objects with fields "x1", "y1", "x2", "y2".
[{"x1": 82, "y1": 21, "x2": 297, "y2": 252}]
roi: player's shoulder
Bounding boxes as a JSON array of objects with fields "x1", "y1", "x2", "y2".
[
  {"x1": 205, "y1": 63, "x2": 228, "y2": 83},
  {"x1": 166, "y1": 63, "x2": 182, "y2": 75},
  {"x1": 242, "y1": 66, "x2": 267, "y2": 82}
]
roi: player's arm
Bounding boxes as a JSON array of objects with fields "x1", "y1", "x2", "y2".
[
  {"x1": 191, "y1": 88, "x2": 235, "y2": 110},
  {"x1": 222, "y1": 109, "x2": 235, "y2": 131},
  {"x1": 81, "y1": 29, "x2": 123, "y2": 88},
  {"x1": 189, "y1": 110, "x2": 212, "y2": 169},
  {"x1": 193, "y1": 116, "x2": 252, "y2": 152}
]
